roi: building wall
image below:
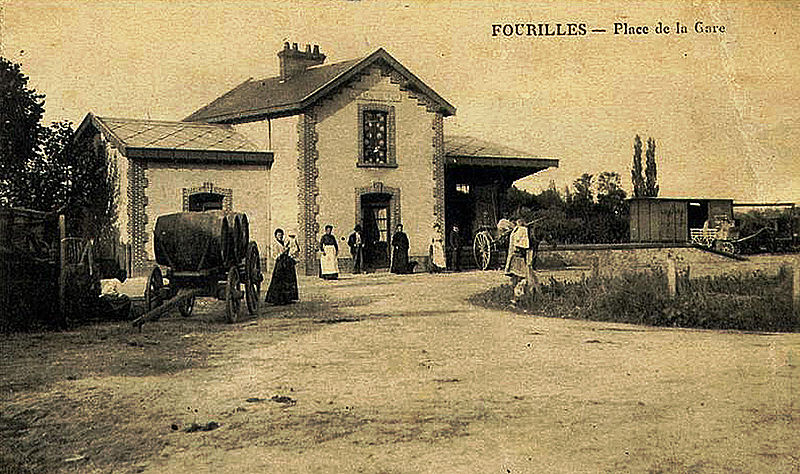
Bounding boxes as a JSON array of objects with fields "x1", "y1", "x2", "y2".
[
  {"x1": 235, "y1": 118, "x2": 301, "y2": 270},
  {"x1": 142, "y1": 162, "x2": 270, "y2": 265},
  {"x1": 630, "y1": 199, "x2": 688, "y2": 243},
  {"x1": 109, "y1": 143, "x2": 129, "y2": 246},
  {"x1": 313, "y1": 66, "x2": 439, "y2": 265}
]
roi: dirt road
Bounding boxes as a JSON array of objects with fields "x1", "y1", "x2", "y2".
[{"x1": 1, "y1": 269, "x2": 798, "y2": 473}]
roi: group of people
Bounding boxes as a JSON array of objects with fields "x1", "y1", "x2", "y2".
[
  {"x1": 263, "y1": 221, "x2": 471, "y2": 306},
  {"x1": 428, "y1": 222, "x2": 462, "y2": 272},
  {"x1": 329, "y1": 223, "x2": 416, "y2": 277}
]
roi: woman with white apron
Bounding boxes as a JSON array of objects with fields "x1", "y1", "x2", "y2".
[
  {"x1": 319, "y1": 224, "x2": 339, "y2": 280},
  {"x1": 429, "y1": 222, "x2": 446, "y2": 273}
]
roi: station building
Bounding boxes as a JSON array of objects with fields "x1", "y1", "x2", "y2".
[{"x1": 76, "y1": 43, "x2": 558, "y2": 275}]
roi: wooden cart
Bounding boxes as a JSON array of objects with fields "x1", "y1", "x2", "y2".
[
  {"x1": 133, "y1": 211, "x2": 263, "y2": 329},
  {"x1": 473, "y1": 218, "x2": 541, "y2": 271}
]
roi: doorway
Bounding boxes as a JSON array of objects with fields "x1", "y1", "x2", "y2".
[
  {"x1": 361, "y1": 193, "x2": 391, "y2": 269},
  {"x1": 687, "y1": 201, "x2": 709, "y2": 229}
]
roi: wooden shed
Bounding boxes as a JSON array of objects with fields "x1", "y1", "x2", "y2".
[
  {"x1": 629, "y1": 197, "x2": 734, "y2": 243},
  {"x1": 0, "y1": 208, "x2": 61, "y2": 329}
]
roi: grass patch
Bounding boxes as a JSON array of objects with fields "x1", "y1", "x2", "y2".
[{"x1": 471, "y1": 269, "x2": 798, "y2": 332}]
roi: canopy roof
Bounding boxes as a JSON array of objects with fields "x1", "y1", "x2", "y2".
[{"x1": 444, "y1": 135, "x2": 558, "y2": 182}]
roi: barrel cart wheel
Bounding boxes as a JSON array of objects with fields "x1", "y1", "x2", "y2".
[
  {"x1": 473, "y1": 230, "x2": 494, "y2": 270},
  {"x1": 244, "y1": 241, "x2": 262, "y2": 315},
  {"x1": 145, "y1": 266, "x2": 165, "y2": 313},
  {"x1": 225, "y1": 266, "x2": 242, "y2": 323},
  {"x1": 178, "y1": 294, "x2": 195, "y2": 317}
]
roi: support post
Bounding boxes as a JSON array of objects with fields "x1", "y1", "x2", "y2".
[
  {"x1": 666, "y1": 258, "x2": 677, "y2": 298},
  {"x1": 591, "y1": 256, "x2": 600, "y2": 279},
  {"x1": 793, "y1": 258, "x2": 800, "y2": 316},
  {"x1": 58, "y1": 214, "x2": 67, "y2": 327}
]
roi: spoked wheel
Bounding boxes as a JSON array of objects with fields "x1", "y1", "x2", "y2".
[
  {"x1": 245, "y1": 241, "x2": 262, "y2": 315},
  {"x1": 225, "y1": 266, "x2": 242, "y2": 323},
  {"x1": 719, "y1": 241, "x2": 736, "y2": 254},
  {"x1": 473, "y1": 231, "x2": 493, "y2": 270},
  {"x1": 178, "y1": 294, "x2": 195, "y2": 317},
  {"x1": 145, "y1": 266, "x2": 164, "y2": 313}
]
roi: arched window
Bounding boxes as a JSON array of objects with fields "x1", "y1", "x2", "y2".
[
  {"x1": 188, "y1": 192, "x2": 225, "y2": 212},
  {"x1": 182, "y1": 182, "x2": 233, "y2": 212}
]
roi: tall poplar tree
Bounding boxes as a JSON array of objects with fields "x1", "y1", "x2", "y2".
[
  {"x1": 644, "y1": 137, "x2": 659, "y2": 197},
  {"x1": 631, "y1": 134, "x2": 645, "y2": 197}
]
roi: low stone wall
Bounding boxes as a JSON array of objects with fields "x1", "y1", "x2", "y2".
[{"x1": 537, "y1": 244, "x2": 737, "y2": 271}]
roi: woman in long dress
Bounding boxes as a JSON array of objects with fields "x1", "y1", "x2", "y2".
[
  {"x1": 390, "y1": 224, "x2": 410, "y2": 274},
  {"x1": 265, "y1": 228, "x2": 299, "y2": 305},
  {"x1": 319, "y1": 224, "x2": 339, "y2": 280},
  {"x1": 505, "y1": 218, "x2": 530, "y2": 304},
  {"x1": 429, "y1": 222, "x2": 446, "y2": 273}
]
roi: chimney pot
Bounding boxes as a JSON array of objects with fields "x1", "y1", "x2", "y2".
[{"x1": 278, "y1": 42, "x2": 326, "y2": 80}]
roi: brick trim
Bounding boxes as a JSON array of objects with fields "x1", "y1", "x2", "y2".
[
  {"x1": 432, "y1": 112, "x2": 445, "y2": 230},
  {"x1": 297, "y1": 110, "x2": 320, "y2": 276},
  {"x1": 182, "y1": 182, "x2": 233, "y2": 211},
  {"x1": 379, "y1": 61, "x2": 440, "y2": 113},
  {"x1": 127, "y1": 159, "x2": 149, "y2": 274}
]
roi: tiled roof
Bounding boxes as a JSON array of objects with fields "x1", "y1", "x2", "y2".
[
  {"x1": 95, "y1": 116, "x2": 259, "y2": 151},
  {"x1": 75, "y1": 114, "x2": 272, "y2": 165},
  {"x1": 185, "y1": 58, "x2": 363, "y2": 123},
  {"x1": 184, "y1": 48, "x2": 456, "y2": 123}
]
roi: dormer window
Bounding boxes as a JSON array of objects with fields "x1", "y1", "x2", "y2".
[{"x1": 358, "y1": 104, "x2": 396, "y2": 168}]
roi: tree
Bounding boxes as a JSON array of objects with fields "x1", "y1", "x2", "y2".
[
  {"x1": 572, "y1": 173, "x2": 594, "y2": 203},
  {"x1": 0, "y1": 58, "x2": 117, "y2": 240},
  {"x1": 631, "y1": 134, "x2": 645, "y2": 197},
  {"x1": 0, "y1": 57, "x2": 46, "y2": 205},
  {"x1": 644, "y1": 137, "x2": 659, "y2": 197},
  {"x1": 596, "y1": 171, "x2": 629, "y2": 242},
  {"x1": 597, "y1": 171, "x2": 622, "y2": 197}
]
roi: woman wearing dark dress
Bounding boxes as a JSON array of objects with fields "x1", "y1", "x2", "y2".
[
  {"x1": 390, "y1": 224, "x2": 410, "y2": 274},
  {"x1": 265, "y1": 228, "x2": 300, "y2": 305},
  {"x1": 319, "y1": 225, "x2": 339, "y2": 280}
]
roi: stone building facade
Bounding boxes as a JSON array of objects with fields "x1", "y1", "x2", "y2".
[{"x1": 185, "y1": 44, "x2": 457, "y2": 275}]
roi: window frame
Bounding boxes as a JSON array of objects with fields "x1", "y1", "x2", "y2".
[{"x1": 357, "y1": 103, "x2": 397, "y2": 168}]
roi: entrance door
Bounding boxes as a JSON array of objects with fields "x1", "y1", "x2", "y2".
[{"x1": 361, "y1": 193, "x2": 391, "y2": 269}]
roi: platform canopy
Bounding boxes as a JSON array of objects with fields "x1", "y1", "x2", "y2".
[{"x1": 444, "y1": 135, "x2": 558, "y2": 184}]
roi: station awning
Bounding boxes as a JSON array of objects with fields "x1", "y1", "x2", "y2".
[{"x1": 444, "y1": 135, "x2": 558, "y2": 183}]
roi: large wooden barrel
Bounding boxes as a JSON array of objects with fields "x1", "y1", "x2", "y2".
[{"x1": 154, "y1": 211, "x2": 247, "y2": 271}]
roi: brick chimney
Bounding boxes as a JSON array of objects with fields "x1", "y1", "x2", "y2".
[{"x1": 278, "y1": 42, "x2": 326, "y2": 81}]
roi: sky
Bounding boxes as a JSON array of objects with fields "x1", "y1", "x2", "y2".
[{"x1": 2, "y1": 0, "x2": 798, "y2": 203}]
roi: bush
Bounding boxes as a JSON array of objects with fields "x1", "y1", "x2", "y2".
[{"x1": 471, "y1": 269, "x2": 798, "y2": 332}]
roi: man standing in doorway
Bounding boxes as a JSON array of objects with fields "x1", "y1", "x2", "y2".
[
  {"x1": 347, "y1": 225, "x2": 364, "y2": 274},
  {"x1": 449, "y1": 224, "x2": 462, "y2": 272}
]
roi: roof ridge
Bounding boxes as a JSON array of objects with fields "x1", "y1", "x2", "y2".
[
  {"x1": 251, "y1": 56, "x2": 365, "y2": 83},
  {"x1": 183, "y1": 47, "x2": 455, "y2": 123},
  {"x1": 97, "y1": 116, "x2": 233, "y2": 128}
]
